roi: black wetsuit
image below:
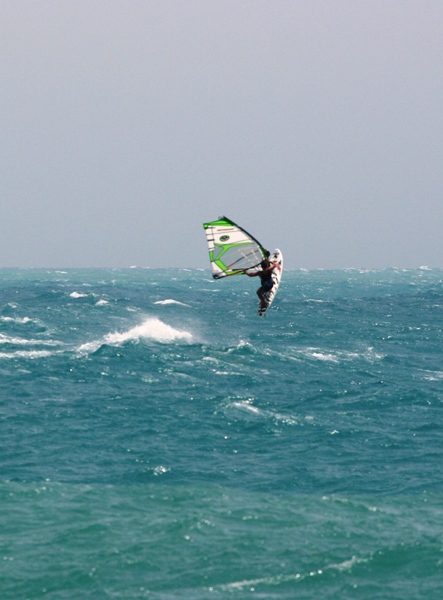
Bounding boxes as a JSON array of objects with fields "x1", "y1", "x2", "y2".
[{"x1": 258, "y1": 265, "x2": 274, "y2": 292}]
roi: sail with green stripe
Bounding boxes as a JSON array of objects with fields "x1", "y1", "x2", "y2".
[{"x1": 203, "y1": 216, "x2": 267, "y2": 279}]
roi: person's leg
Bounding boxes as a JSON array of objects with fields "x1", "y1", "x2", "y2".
[{"x1": 257, "y1": 287, "x2": 266, "y2": 309}]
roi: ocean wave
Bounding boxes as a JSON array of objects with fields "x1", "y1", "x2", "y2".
[
  {"x1": 77, "y1": 317, "x2": 193, "y2": 354},
  {"x1": 218, "y1": 568, "x2": 324, "y2": 591},
  {"x1": 216, "y1": 551, "x2": 370, "y2": 592},
  {"x1": 0, "y1": 333, "x2": 61, "y2": 347},
  {"x1": 0, "y1": 349, "x2": 58, "y2": 360},
  {"x1": 0, "y1": 316, "x2": 34, "y2": 324},
  {"x1": 297, "y1": 346, "x2": 384, "y2": 364},
  {"x1": 302, "y1": 349, "x2": 341, "y2": 363},
  {"x1": 326, "y1": 554, "x2": 369, "y2": 572},
  {"x1": 220, "y1": 397, "x2": 299, "y2": 426},
  {"x1": 421, "y1": 370, "x2": 443, "y2": 381},
  {"x1": 225, "y1": 339, "x2": 258, "y2": 355},
  {"x1": 154, "y1": 299, "x2": 190, "y2": 307},
  {"x1": 95, "y1": 299, "x2": 108, "y2": 306}
]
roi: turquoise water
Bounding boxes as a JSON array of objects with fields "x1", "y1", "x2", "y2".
[{"x1": 1, "y1": 268, "x2": 442, "y2": 598}]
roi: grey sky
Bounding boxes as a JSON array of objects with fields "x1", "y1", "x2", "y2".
[{"x1": 1, "y1": 0, "x2": 442, "y2": 269}]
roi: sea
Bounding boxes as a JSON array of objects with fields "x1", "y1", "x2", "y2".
[{"x1": 1, "y1": 267, "x2": 442, "y2": 599}]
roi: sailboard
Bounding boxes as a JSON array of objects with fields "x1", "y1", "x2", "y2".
[
  {"x1": 258, "y1": 248, "x2": 283, "y2": 316},
  {"x1": 203, "y1": 216, "x2": 283, "y2": 315}
]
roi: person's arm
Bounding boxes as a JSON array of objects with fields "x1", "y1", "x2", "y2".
[{"x1": 262, "y1": 262, "x2": 278, "y2": 274}]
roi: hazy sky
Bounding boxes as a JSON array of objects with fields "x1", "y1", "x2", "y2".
[{"x1": 1, "y1": 0, "x2": 442, "y2": 269}]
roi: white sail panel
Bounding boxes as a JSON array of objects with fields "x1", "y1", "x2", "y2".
[{"x1": 203, "y1": 217, "x2": 267, "y2": 279}]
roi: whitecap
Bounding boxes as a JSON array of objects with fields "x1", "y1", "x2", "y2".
[
  {"x1": 421, "y1": 370, "x2": 443, "y2": 381},
  {"x1": 105, "y1": 318, "x2": 192, "y2": 344},
  {"x1": 327, "y1": 555, "x2": 368, "y2": 571},
  {"x1": 77, "y1": 340, "x2": 102, "y2": 354},
  {"x1": 226, "y1": 340, "x2": 256, "y2": 354},
  {"x1": 153, "y1": 465, "x2": 170, "y2": 476},
  {"x1": 69, "y1": 292, "x2": 88, "y2": 299},
  {"x1": 298, "y1": 346, "x2": 383, "y2": 364},
  {"x1": 274, "y1": 412, "x2": 298, "y2": 426},
  {"x1": 223, "y1": 398, "x2": 298, "y2": 425},
  {"x1": 306, "y1": 350, "x2": 340, "y2": 363},
  {"x1": 0, "y1": 350, "x2": 56, "y2": 360},
  {"x1": 231, "y1": 400, "x2": 262, "y2": 415},
  {"x1": 0, "y1": 334, "x2": 61, "y2": 347},
  {"x1": 219, "y1": 569, "x2": 318, "y2": 590},
  {"x1": 77, "y1": 317, "x2": 193, "y2": 354},
  {"x1": 154, "y1": 299, "x2": 190, "y2": 307},
  {"x1": 0, "y1": 316, "x2": 33, "y2": 324},
  {"x1": 95, "y1": 299, "x2": 108, "y2": 306},
  {"x1": 362, "y1": 347, "x2": 384, "y2": 362}
]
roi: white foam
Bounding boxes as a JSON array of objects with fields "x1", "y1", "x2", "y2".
[
  {"x1": 106, "y1": 318, "x2": 192, "y2": 344},
  {"x1": 152, "y1": 465, "x2": 170, "y2": 476},
  {"x1": 154, "y1": 299, "x2": 189, "y2": 307},
  {"x1": 298, "y1": 346, "x2": 383, "y2": 364},
  {"x1": 307, "y1": 350, "x2": 340, "y2": 363},
  {"x1": 232, "y1": 400, "x2": 262, "y2": 415},
  {"x1": 327, "y1": 555, "x2": 368, "y2": 571},
  {"x1": 422, "y1": 370, "x2": 443, "y2": 381},
  {"x1": 70, "y1": 292, "x2": 88, "y2": 298},
  {"x1": 220, "y1": 570, "x2": 316, "y2": 590},
  {"x1": 0, "y1": 350, "x2": 56, "y2": 359},
  {"x1": 95, "y1": 299, "x2": 108, "y2": 306},
  {"x1": 0, "y1": 334, "x2": 60, "y2": 346},
  {"x1": 77, "y1": 340, "x2": 102, "y2": 354},
  {"x1": 223, "y1": 398, "x2": 298, "y2": 426},
  {"x1": 0, "y1": 316, "x2": 33, "y2": 324},
  {"x1": 78, "y1": 317, "x2": 193, "y2": 354}
]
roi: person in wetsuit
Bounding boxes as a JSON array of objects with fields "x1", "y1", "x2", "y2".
[{"x1": 243, "y1": 257, "x2": 278, "y2": 309}]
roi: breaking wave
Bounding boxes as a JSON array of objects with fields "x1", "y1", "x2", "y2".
[
  {"x1": 154, "y1": 299, "x2": 190, "y2": 307},
  {"x1": 78, "y1": 317, "x2": 193, "y2": 354}
]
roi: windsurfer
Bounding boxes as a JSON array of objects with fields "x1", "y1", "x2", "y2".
[{"x1": 244, "y1": 258, "x2": 278, "y2": 309}]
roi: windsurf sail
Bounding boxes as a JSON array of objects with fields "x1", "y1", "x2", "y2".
[{"x1": 203, "y1": 216, "x2": 267, "y2": 279}]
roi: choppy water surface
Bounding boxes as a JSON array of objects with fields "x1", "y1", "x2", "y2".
[{"x1": 1, "y1": 267, "x2": 442, "y2": 598}]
